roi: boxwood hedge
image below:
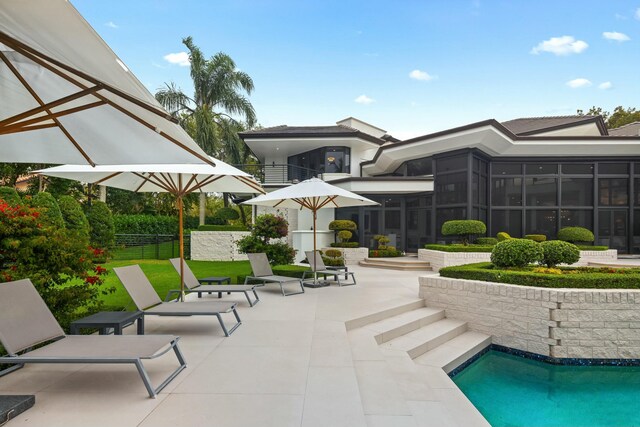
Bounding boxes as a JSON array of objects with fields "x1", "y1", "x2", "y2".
[
  {"x1": 424, "y1": 244, "x2": 495, "y2": 253},
  {"x1": 439, "y1": 262, "x2": 640, "y2": 289}
]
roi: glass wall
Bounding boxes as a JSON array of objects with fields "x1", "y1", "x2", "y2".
[{"x1": 288, "y1": 147, "x2": 350, "y2": 177}]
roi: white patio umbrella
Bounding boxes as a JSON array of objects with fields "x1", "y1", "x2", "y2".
[
  {"x1": 242, "y1": 177, "x2": 378, "y2": 286},
  {"x1": 37, "y1": 160, "x2": 265, "y2": 300},
  {"x1": 0, "y1": 0, "x2": 211, "y2": 166}
]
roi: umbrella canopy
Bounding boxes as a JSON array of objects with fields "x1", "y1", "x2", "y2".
[
  {"x1": 243, "y1": 178, "x2": 378, "y2": 286},
  {"x1": 37, "y1": 160, "x2": 265, "y2": 300},
  {"x1": 0, "y1": 0, "x2": 211, "y2": 166}
]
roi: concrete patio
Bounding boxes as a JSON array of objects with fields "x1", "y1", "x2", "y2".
[{"x1": 0, "y1": 264, "x2": 487, "y2": 427}]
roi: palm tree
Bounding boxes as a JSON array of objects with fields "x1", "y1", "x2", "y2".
[{"x1": 155, "y1": 36, "x2": 257, "y2": 221}]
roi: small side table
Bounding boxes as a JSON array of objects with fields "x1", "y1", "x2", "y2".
[
  {"x1": 70, "y1": 311, "x2": 145, "y2": 335},
  {"x1": 198, "y1": 276, "x2": 232, "y2": 299}
]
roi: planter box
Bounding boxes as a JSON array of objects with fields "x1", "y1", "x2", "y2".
[
  {"x1": 321, "y1": 247, "x2": 368, "y2": 265},
  {"x1": 190, "y1": 231, "x2": 251, "y2": 261},
  {"x1": 420, "y1": 274, "x2": 640, "y2": 359},
  {"x1": 418, "y1": 248, "x2": 618, "y2": 272}
]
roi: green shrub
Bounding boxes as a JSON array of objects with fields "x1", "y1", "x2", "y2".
[
  {"x1": 441, "y1": 220, "x2": 486, "y2": 245},
  {"x1": 374, "y1": 234, "x2": 390, "y2": 249},
  {"x1": 439, "y1": 262, "x2": 640, "y2": 289},
  {"x1": 214, "y1": 207, "x2": 240, "y2": 224},
  {"x1": 30, "y1": 192, "x2": 64, "y2": 228},
  {"x1": 540, "y1": 240, "x2": 580, "y2": 268},
  {"x1": 337, "y1": 230, "x2": 352, "y2": 243},
  {"x1": 369, "y1": 249, "x2": 403, "y2": 257},
  {"x1": 558, "y1": 227, "x2": 595, "y2": 243},
  {"x1": 496, "y1": 232, "x2": 511, "y2": 241},
  {"x1": 324, "y1": 249, "x2": 343, "y2": 258},
  {"x1": 252, "y1": 214, "x2": 288, "y2": 240},
  {"x1": 330, "y1": 242, "x2": 360, "y2": 248},
  {"x1": 86, "y1": 201, "x2": 115, "y2": 250},
  {"x1": 0, "y1": 187, "x2": 21, "y2": 206},
  {"x1": 424, "y1": 244, "x2": 495, "y2": 253},
  {"x1": 490, "y1": 239, "x2": 543, "y2": 268},
  {"x1": 577, "y1": 245, "x2": 609, "y2": 251},
  {"x1": 237, "y1": 214, "x2": 295, "y2": 265},
  {"x1": 58, "y1": 195, "x2": 90, "y2": 235},
  {"x1": 197, "y1": 225, "x2": 248, "y2": 232},
  {"x1": 329, "y1": 220, "x2": 357, "y2": 231},
  {"x1": 476, "y1": 237, "x2": 498, "y2": 246},
  {"x1": 525, "y1": 234, "x2": 547, "y2": 242}
]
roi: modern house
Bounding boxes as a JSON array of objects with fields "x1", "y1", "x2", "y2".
[{"x1": 240, "y1": 116, "x2": 640, "y2": 254}]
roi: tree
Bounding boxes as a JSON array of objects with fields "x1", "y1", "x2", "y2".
[{"x1": 577, "y1": 106, "x2": 640, "y2": 129}]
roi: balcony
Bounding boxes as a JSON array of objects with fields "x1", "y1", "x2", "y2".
[{"x1": 234, "y1": 163, "x2": 319, "y2": 184}]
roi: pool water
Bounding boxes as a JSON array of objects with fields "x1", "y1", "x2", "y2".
[{"x1": 453, "y1": 350, "x2": 640, "y2": 427}]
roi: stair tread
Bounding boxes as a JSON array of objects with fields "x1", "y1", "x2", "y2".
[
  {"x1": 413, "y1": 331, "x2": 491, "y2": 369},
  {"x1": 363, "y1": 307, "x2": 445, "y2": 333},
  {"x1": 381, "y1": 318, "x2": 467, "y2": 351}
]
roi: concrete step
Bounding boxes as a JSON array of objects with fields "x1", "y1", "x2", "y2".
[
  {"x1": 359, "y1": 258, "x2": 432, "y2": 271},
  {"x1": 344, "y1": 298, "x2": 425, "y2": 331},
  {"x1": 363, "y1": 307, "x2": 446, "y2": 344},
  {"x1": 413, "y1": 331, "x2": 492, "y2": 373},
  {"x1": 381, "y1": 318, "x2": 468, "y2": 359}
]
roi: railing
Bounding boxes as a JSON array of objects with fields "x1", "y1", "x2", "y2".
[
  {"x1": 233, "y1": 164, "x2": 319, "y2": 184},
  {"x1": 113, "y1": 234, "x2": 190, "y2": 260}
]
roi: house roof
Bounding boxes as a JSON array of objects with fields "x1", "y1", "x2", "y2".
[
  {"x1": 609, "y1": 122, "x2": 640, "y2": 137},
  {"x1": 239, "y1": 125, "x2": 387, "y2": 145},
  {"x1": 500, "y1": 115, "x2": 607, "y2": 136}
]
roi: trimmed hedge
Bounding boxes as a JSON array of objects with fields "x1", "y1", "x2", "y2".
[
  {"x1": 369, "y1": 249, "x2": 403, "y2": 257},
  {"x1": 558, "y1": 227, "x2": 595, "y2": 243},
  {"x1": 491, "y1": 239, "x2": 543, "y2": 268},
  {"x1": 525, "y1": 234, "x2": 547, "y2": 242},
  {"x1": 439, "y1": 262, "x2": 640, "y2": 289},
  {"x1": 476, "y1": 237, "x2": 498, "y2": 246},
  {"x1": 114, "y1": 214, "x2": 178, "y2": 234},
  {"x1": 214, "y1": 207, "x2": 240, "y2": 222},
  {"x1": 337, "y1": 230, "x2": 352, "y2": 242},
  {"x1": 197, "y1": 225, "x2": 248, "y2": 231},
  {"x1": 424, "y1": 244, "x2": 495, "y2": 253},
  {"x1": 496, "y1": 232, "x2": 511, "y2": 241},
  {"x1": 441, "y1": 220, "x2": 486, "y2": 245},
  {"x1": 30, "y1": 192, "x2": 64, "y2": 228},
  {"x1": 577, "y1": 245, "x2": 609, "y2": 251},
  {"x1": 329, "y1": 220, "x2": 357, "y2": 231},
  {"x1": 330, "y1": 242, "x2": 360, "y2": 248},
  {"x1": 86, "y1": 201, "x2": 115, "y2": 249},
  {"x1": 58, "y1": 195, "x2": 89, "y2": 235},
  {"x1": 540, "y1": 240, "x2": 580, "y2": 268}
]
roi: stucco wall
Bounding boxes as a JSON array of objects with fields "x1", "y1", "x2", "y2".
[
  {"x1": 419, "y1": 275, "x2": 640, "y2": 359},
  {"x1": 190, "y1": 231, "x2": 250, "y2": 261},
  {"x1": 418, "y1": 249, "x2": 618, "y2": 272}
]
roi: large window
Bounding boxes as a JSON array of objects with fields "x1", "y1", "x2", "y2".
[
  {"x1": 288, "y1": 147, "x2": 350, "y2": 175},
  {"x1": 491, "y1": 210, "x2": 522, "y2": 237},
  {"x1": 561, "y1": 178, "x2": 593, "y2": 206},
  {"x1": 492, "y1": 178, "x2": 522, "y2": 206},
  {"x1": 599, "y1": 178, "x2": 628, "y2": 206},
  {"x1": 436, "y1": 172, "x2": 467, "y2": 204},
  {"x1": 526, "y1": 210, "x2": 557, "y2": 238},
  {"x1": 525, "y1": 178, "x2": 557, "y2": 206}
]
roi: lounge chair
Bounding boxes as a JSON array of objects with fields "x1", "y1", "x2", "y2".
[
  {"x1": 244, "y1": 253, "x2": 305, "y2": 296},
  {"x1": 0, "y1": 279, "x2": 185, "y2": 398},
  {"x1": 302, "y1": 250, "x2": 356, "y2": 286},
  {"x1": 113, "y1": 265, "x2": 241, "y2": 336},
  {"x1": 166, "y1": 258, "x2": 260, "y2": 306}
]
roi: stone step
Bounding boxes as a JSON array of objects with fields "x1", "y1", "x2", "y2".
[
  {"x1": 413, "y1": 331, "x2": 492, "y2": 373},
  {"x1": 358, "y1": 259, "x2": 432, "y2": 271},
  {"x1": 381, "y1": 318, "x2": 468, "y2": 359},
  {"x1": 344, "y1": 299, "x2": 425, "y2": 331},
  {"x1": 362, "y1": 307, "x2": 446, "y2": 344}
]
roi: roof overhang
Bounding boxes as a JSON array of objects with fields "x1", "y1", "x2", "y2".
[
  {"x1": 327, "y1": 177, "x2": 433, "y2": 194},
  {"x1": 241, "y1": 136, "x2": 382, "y2": 161}
]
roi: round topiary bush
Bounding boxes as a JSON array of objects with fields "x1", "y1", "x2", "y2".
[
  {"x1": 0, "y1": 186, "x2": 22, "y2": 206},
  {"x1": 214, "y1": 207, "x2": 240, "y2": 224},
  {"x1": 86, "y1": 201, "x2": 115, "y2": 250},
  {"x1": 441, "y1": 220, "x2": 486, "y2": 245},
  {"x1": 496, "y1": 232, "x2": 511, "y2": 242},
  {"x1": 30, "y1": 192, "x2": 64, "y2": 228},
  {"x1": 328, "y1": 220, "x2": 357, "y2": 231},
  {"x1": 324, "y1": 249, "x2": 343, "y2": 258},
  {"x1": 337, "y1": 230, "x2": 352, "y2": 243},
  {"x1": 58, "y1": 195, "x2": 90, "y2": 236},
  {"x1": 540, "y1": 240, "x2": 580, "y2": 268},
  {"x1": 525, "y1": 234, "x2": 547, "y2": 243},
  {"x1": 557, "y1": 227, "x2": 595, "y2": 244},
  {"x1": 476, "y1": 237, "x2": 498, "y2": 246},
  {"x1": 490, "y1": 239, "x2": 544, "y2": 268}
]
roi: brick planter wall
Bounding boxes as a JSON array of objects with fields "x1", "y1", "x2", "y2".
[{"x1": 419, "y1": 275, "x2": 640, "y2": 359}]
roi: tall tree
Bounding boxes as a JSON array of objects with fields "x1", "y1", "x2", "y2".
[{"x1": 577, "y1": 106, "x2": 640, "y2": 129}]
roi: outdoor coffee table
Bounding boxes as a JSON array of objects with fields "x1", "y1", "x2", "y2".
[
  {"x1": 198, "y1": 276, "x2": 232, "y2": 298},
  {"x1": 69, "y1": 311, "x2": 145, "y2": 335}
]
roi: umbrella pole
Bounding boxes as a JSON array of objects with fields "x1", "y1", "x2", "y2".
[
  {"x1": 313, "y1": 208, "x2": 317, "y2": 285},
  {"x1": 178, "y1": 195, "x2": 185, "y2": 302}
]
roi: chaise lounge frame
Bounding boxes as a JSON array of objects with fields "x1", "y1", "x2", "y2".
[
  {"x1": 243, "y1": 253, "x2": 305, "y2": 296},
  {"x1": 302, "y1": 250, "x2": 356, "y2": 286}
]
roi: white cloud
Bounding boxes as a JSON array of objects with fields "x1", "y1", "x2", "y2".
[
  {"x1": 354, "y1": 94, "x2": 375, "y2": 105},
  {"x1": 409, "y1": 69, "x2": 436, "y2": 81},
  {"x1": 566, "y1": 78, "x2": 592, "y2": 88},
  {"x1": 636, "y1": 8, "x2": 640, "y2": 20},
  {"x1": 598, "y1": 81, "x2": 613, "y2": 90},
  {"x1": 105, "y1": 21, "x2": 118, "y2": 29},
  {"x1": 603, "y1": 31, "x2": 630, "y2": 42},
  {"x1": 163, "y1": 52, "x2": 190, "y2": 67},
  {"x1": 615, "y1": 13, "x2": 627, "y2": 20},
  {"x1": 530, "y1": 36, "x2": 588, "y2": 56}
]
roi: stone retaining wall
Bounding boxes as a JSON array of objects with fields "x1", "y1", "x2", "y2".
[
  {"x1": 190, "y1": 231, "x2": 250, "y2": 261},
  {"x1": 418, "y1": 249, "x2": 618, "y2": 272},
  {"x1": 419, "y1": 275, "x2": 640, "y2": 359}
]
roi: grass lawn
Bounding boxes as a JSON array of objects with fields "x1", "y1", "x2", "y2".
[{"x1": 98, "y1": 259, "x2": 309, "y2": 310}]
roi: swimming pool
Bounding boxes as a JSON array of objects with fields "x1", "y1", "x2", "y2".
[{"x1": 453, "y1": 350, "x2": 640, "y2": 427}]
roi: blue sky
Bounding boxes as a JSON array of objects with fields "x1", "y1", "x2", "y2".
[{"x1": 73, "y1": 0, "x2": 640, "y2": 139}]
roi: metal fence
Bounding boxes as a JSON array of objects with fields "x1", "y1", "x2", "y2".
[{"x1": 113, "y1": 234, "x2": 191, "y2": 260}]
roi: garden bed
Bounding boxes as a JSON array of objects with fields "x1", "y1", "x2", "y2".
[{"x1": 440, "y1": 262, "x2": 640, "y2": 289}]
